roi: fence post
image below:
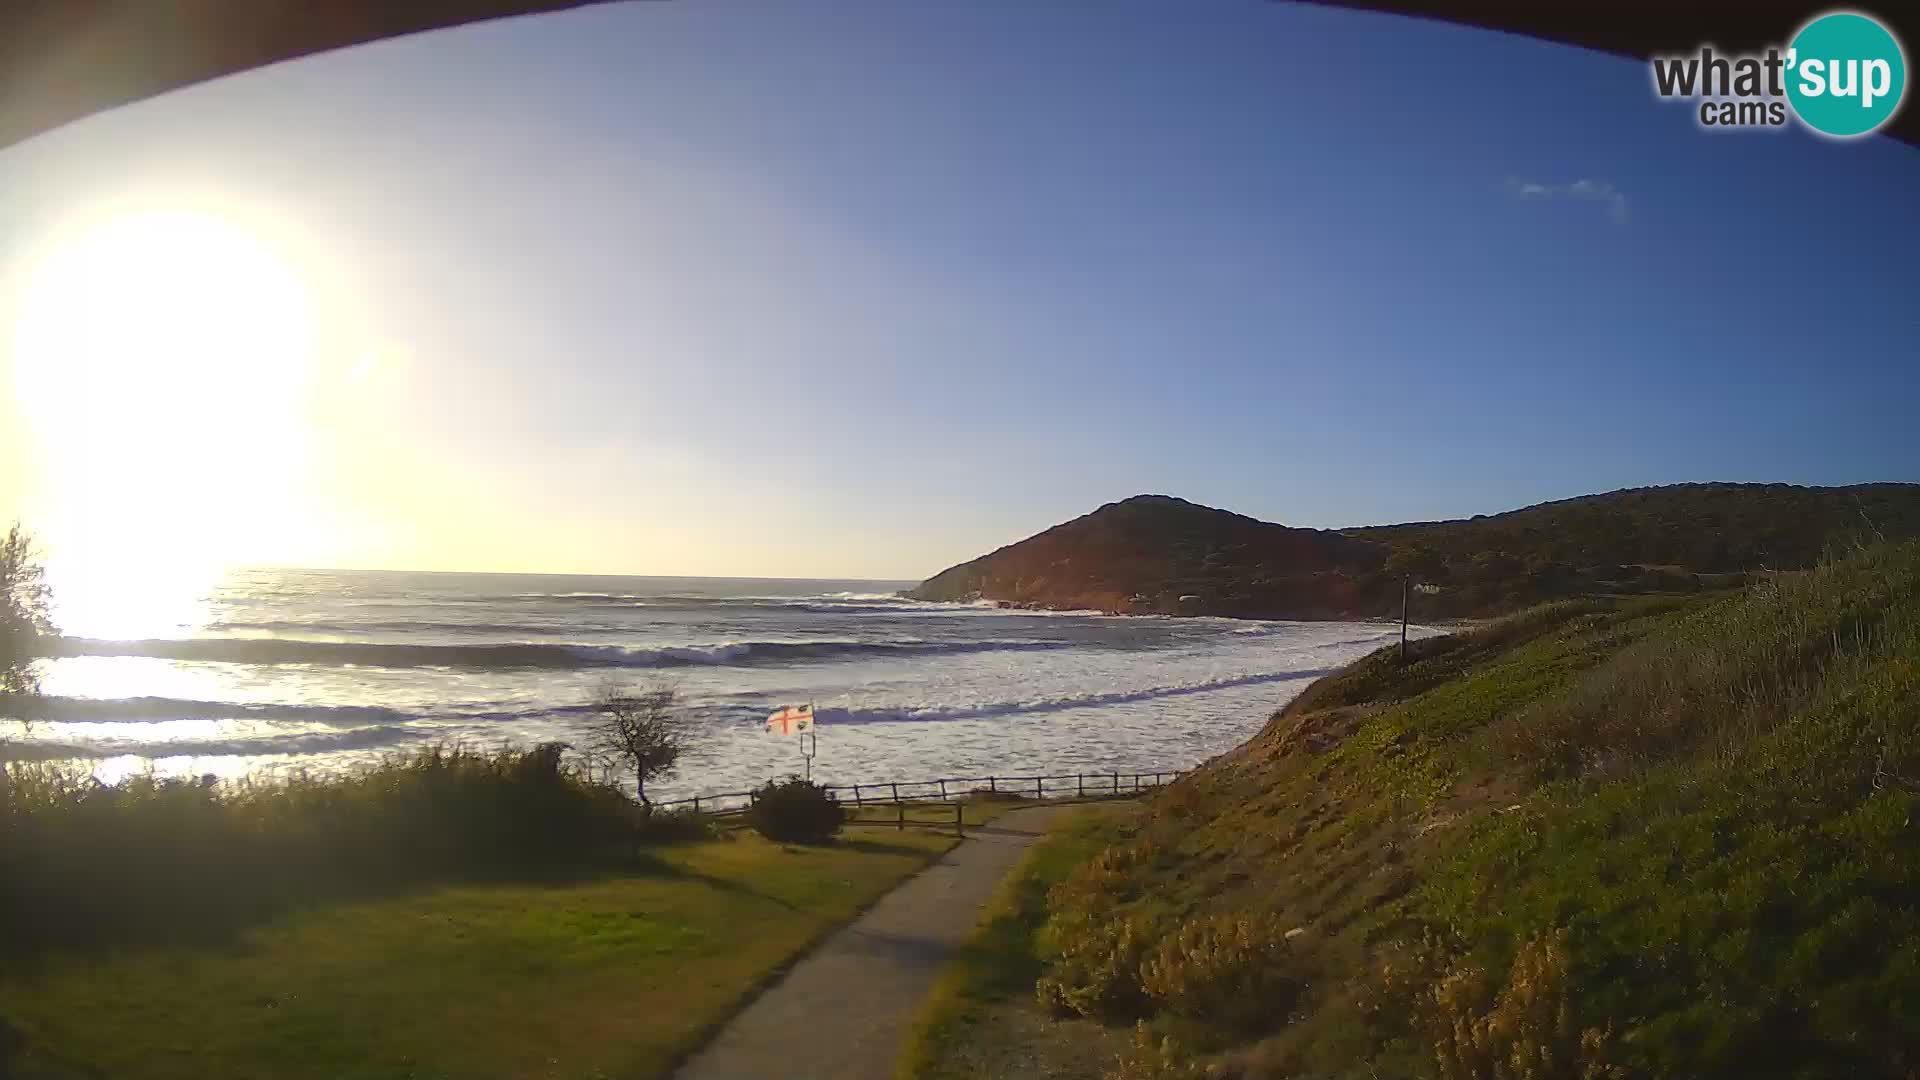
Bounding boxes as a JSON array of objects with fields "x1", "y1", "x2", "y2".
[
  {"x1": 1035, "y1": 776, "x2": 1043, "y2": 799},
  {"x1": 989, "y1": 776, "x2": 997, "y2": 793},
  {"x1": 898, "y1": 801, "x2": 905, "y2": 831},
  {"x1": 938, "y1": 778, "x2": 948, "y2": 800},
  {"x1": 853, "y1": 784, "x2": 863, "y2": 806},
  {"x1": 892, "y1": 781, "x2": 901, "y2": 802},
  {"x1": 1113, "y1": 771, "x2": 1119, "y2": 794},
  {"x1": 1078, "y1": 773, "x2": 1085, "y2": 797},
  {"x1": 955, "y1": 801, "x2": 964, "y2": 838},
  {"x1": 693, "y1": 795, "x2": 701, "y2": 814}
]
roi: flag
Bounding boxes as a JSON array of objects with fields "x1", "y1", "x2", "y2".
[{"x1": 766, "y1": 703, "x2": 815, "y2": 735}]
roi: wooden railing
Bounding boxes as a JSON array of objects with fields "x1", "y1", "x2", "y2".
[{"x1": 651, "y1": 769, "x2": 1184, "y2": 818}]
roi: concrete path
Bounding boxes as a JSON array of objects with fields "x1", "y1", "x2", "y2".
[{"x1": 673, "y1": 805, "x2": 1069, "y2": 1080}]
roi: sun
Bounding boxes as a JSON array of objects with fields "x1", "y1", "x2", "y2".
[{"x1": 8, "y1": 207, "x2": 320, "y2": 638}]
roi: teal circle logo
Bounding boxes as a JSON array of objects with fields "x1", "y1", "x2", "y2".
[{"x1": 1786, "y1": 11, "x2": 1907, "y2": 137}]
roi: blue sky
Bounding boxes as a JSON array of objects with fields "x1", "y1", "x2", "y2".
[{"x1": 2, "y1": 1, "x2": 1917, "y2": 579}]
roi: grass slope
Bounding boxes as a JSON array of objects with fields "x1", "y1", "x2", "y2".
[
  {"x1": 0, "y1": 831, "x2": 956, "y2": 1080},
  {"x1": 899, "y1": 804, "x2": 1140, "y2": 1080},
  {"x1": 1008, "y1": 542, "x2": 1920, "y2": 1079}
]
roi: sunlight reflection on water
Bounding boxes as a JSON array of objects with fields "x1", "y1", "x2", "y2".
[{"x1": 10, "y1": 570, "x2": 1445, "y2": 802}]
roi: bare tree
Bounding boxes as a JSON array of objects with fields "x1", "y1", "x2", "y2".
[{"x1": 587, "y1": 679, "x2": 694, "y2": 810}]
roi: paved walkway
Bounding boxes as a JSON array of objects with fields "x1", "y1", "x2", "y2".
[{"x1": 673, "y1": 805, "x2": 1069, "y2": 1080}]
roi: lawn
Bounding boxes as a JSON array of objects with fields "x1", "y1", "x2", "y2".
[{"x1": 0, "y1": 830, "x2": 956, "y2": 1080}]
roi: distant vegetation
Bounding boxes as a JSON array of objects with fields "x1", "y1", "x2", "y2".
[
  {"x1": 909, "y1": 483, "x2": 1920, "y2": 620},
  {"x1": 972, "y1": 541, "x2": 1920, "y2": 1079},
  {"x1": 1358, "y1": 481, "x2": 1920, "y2": 617}
]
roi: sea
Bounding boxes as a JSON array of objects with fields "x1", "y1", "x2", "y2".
[{"x1": 13, "y1": 569, "x2": 1426, "y2": 802}]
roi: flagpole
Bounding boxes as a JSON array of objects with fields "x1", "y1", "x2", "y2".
[{"x1": 803, "y1": 701, "x2": 816, "y2": 782}]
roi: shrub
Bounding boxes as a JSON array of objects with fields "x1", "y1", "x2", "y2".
[
  {"x1": 1033, "y1": 836, "x2": 1173, "y2": 1020},
  {"x1": 0, "y1": 742, "x2": 642, "y2": 952},
  {"x1": 744, "y1": 776, "x2": 845, "y2": 843},
  {"x1": 1139, "y1": 912, "x2": 1301, "y2": 1034},
  {"x1": 1420, "y1": 929, "x2": 1622, "y2": 1080},
  {"x1": 1048, "y1": 836, "x2": 1165, "y2": 914},
  {"x1": 1035, "y1": 909, "x2": 1160, "y2": 1020}
]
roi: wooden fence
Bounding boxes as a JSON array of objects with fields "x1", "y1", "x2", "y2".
[{"x1": 652, "y1": 769, "x2": 1185, "y2": 819}]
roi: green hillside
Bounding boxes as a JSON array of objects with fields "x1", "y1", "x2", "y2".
[
  {"x1": 1358, "y1": 481, "x2": 1920, "y2": 616},
  {"x1": 955, "y1": 541, "x2": 1920, "y2": 1078}
]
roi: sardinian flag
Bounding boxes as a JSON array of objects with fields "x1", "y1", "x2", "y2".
[{"x1": 766, "y1": 703, "x2": 816, "y2": 735}]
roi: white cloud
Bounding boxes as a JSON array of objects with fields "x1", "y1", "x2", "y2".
[{"x1": 1505, "y1": 177, "x2": 1630, "y2": 224}]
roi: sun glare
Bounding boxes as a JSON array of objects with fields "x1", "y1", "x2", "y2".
[{"x1": 9, "y1": 207, "x2": 320, "y2": 638}]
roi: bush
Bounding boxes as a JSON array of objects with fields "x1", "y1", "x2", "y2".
[
  {"x1": 1033, "y1": 837, "x2": 1170, "y2": 1020},
  {"x1": 1048, "y1": 837, "x2": 1166, "y2": 914},
  {"x1": 0, "y1": 742, "x2": 642, "y2": 952},
  {"x1": 744, "y1": 776, "x2": 845, "y2": 843},
  {"x1": 1139, "y1": 912, "x2": 1301, "y2": 1034},
  {"x1": 1421, "y1": 929, "x2": 1622, "y2": 1080},
  {"x1": 1036, "y1": 910, "x2": 1160, "y2": 1020}
]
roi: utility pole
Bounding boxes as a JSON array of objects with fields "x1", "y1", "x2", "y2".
[{"x1": 1400, "y1": 575, "x2": 1410, "y2": 664}]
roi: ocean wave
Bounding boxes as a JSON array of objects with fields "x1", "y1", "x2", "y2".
[
  {"x1": 504, "y1": 591, "x2": 1022, "y2": 615},
  {"x1": 51, "y1": 635, "x2": 1079, "y2": 671},
  {"x1": 11, "y1": 695, "x2": 414, "y2": 727},
  {"x1": 507, "y1": 592, "x2": 651, "y2": 602},
  {"x1": 3, "y1": 664, "x2": 1336, "y2": 764},
  {"x1": 806, "y1": 666, "x2": 1335, "y2": 725},
  {"x1": 3, "y1": 726, "x2": 423, "y2": 763},
  {"x1": 205, "y1": 619, "x2": 599, "y2": 636}
]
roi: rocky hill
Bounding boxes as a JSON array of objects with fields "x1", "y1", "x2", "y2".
[
  {"x1": 907, "y1": 494, "x2": 1387, "y2": 618},
  {"x1": 909, "y1": 483, "x2": 1920, "y2": 619}
]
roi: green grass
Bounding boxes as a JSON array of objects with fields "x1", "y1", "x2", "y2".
[
  {"x1": 1007, "y1": 542, "x2": 1920, "y2": 1079},
  {"x1": 0, "y1": 830, "x2": 956, "y2": 1080},
  {"x1": 840, "y1": 794, "x2": 1035, "y2": 831},
  {"x1": 896, "y1": 804, "x2": 1137, "y2": 1080}
]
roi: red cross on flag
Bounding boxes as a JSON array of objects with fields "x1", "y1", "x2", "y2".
[{"x1": 766, "y1": 703, "x2": 816, "y2": 735}]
